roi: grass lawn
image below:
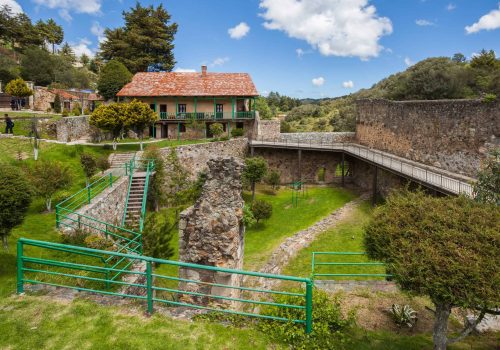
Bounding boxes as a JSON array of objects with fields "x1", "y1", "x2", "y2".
[
  {"x1": 2, "y1": 111, "x2": 61, "y2": 118},
  {"x1": 282, "y1": 201, "x2": 387, "y2": 280},
  {"x1": 243, "y1": 185, "x2": 356, "y2": 271}
]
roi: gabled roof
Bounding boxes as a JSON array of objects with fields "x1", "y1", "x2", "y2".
[
  {"x1": 117, "y1": 72, "x2": 258, "y2": 97},
  {"x1": 50, "y1": 89, "x2": 79, "y2": 100}
]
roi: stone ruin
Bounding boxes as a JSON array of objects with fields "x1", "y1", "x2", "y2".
[{"x1": 178, "y1": 157, "x2": 245, "y2": 307}]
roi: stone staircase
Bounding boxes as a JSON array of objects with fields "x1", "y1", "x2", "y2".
[
  {"x1": 124, "y1": 172, "x2": 147, "y2": 229},
  {"x1": 109, "y1": 152, "x2": 136, "y2": 169}
]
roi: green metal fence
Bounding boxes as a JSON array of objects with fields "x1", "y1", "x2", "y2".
[
  {"x1": 311, "y1": 252, "x2": 392, "y2": 280},
  {"x1": 17, "y1": 238, "x2": 313, "y2": 333}
]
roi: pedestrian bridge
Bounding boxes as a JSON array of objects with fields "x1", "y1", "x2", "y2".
[{"x1": 250, "y1": 139, "x2": 474, "y2": 197}]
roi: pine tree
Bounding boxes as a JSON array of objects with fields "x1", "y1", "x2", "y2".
[{"x1": 97, "y1": 60, "x2": 132, "y2": 101}]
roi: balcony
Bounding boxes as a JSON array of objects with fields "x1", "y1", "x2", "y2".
[{"x1": 158, "y1": 111, "x2": 255, "y2": 121}]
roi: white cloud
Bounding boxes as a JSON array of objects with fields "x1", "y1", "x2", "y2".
[
  {"x1": 404, "y1": 57, "x2": 413, "y2": 66},
  {"x1": 415, "y1": 19, "x2": 435, "y2": 26},
  {"x1": 446, "y1": 3, "x2": 456, "y2": 11},
  {"x1": 0, "y1": 0, "x2": 23, "y2": 14},
  {"x1": 174, "y1": 67, "x2": 196, "y2": 72},
  {"x1": 259, "y1": 0, "x2": 392, "y2": 60},
  {"x1": 312, "y1": 77, "x2": 325, "y2": 86},
  {"x1": 210, "y1": 57, "x2": 230, "y2": 67},
  {"x1": 32, "y1": 0, "x2": 101, "y2": 21},
  {"x1": 228, "y1": 22, "x2": 250, "y2": 39},
  {"x1": 296, "y1": 48, "x2": 305, "y2": 58},
  {"x1": 91, "y1": 21, "x2": 106, "y2": 44},
  {"x1": 465, "y1": 6, "x2": 500, "y2": 34},
  {"x1": 342, "y1": 80, "x2": 354, "y2": 88},
  {"x1": 71, "y1": 38, "x2": 94, "y2": 57}
]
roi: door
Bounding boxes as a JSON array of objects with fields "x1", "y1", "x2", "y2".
[
  {"x1": 161, "y1": 124, "x2": 168, "y2": 138},
  {"x1": 160, "y1": 104, "x2": 167, "y2": 119},
  {"x1": 216, "y1": 104, "x2": 223, "y2": 119}
]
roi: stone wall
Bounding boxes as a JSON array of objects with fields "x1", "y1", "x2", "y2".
[
  {"x1": 56, "y1": 116, "x2": 90, "y2": 142},
  {"x1": 356, "y1": 99, "x2": 500, "y2": 177},
  {"x1": 161, "y1": 138, "x2": 248, "y2": 179},
  {"x1": 254, "y1": 117, "x2": 281, "y2": 140},
  {"x1": 61, "y1": 176, "x2": 129, "y2": 235},
  {"x1": 178, "y1": 157, "x2": 245, "y2": 307},
  {"x1": 274, "y1": 132, "x2": 355, "y2": 143},
  {"x1": 349, "y1": 157, "x2": 405, "y2": 198}
]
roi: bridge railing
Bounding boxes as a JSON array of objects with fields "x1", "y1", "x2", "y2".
[
  {"x1": 17, "y1": 238, "x2": 313, "y2": 333},
  {"x1": 251, "y1": 137, "x2": 474, "y2": 196}
]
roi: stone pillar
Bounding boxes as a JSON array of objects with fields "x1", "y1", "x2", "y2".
[{"x1": 178, "y1": 157, "x2": 245, "y2": 307}]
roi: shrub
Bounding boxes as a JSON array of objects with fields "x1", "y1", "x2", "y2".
[
  {"x1": 72, "y1": 103, "x2": 81, "y2": 116},
  {"x1": 231, "y1": 128, "x2": 244, "y2": 137},
  {"x1": 84, "y1": 234, "x2": 114, "y2": 250},
  {"x1": 265, "y1": 170, "x2": 281, "y2": 192},
  {"x1": 243, "y1": 157, "x2": 268, "y2": 201},
  {"x1": 61, "y1": 230, "x2": 90, "y2": 247},
  {"x1": 259, "y1": 288, "x2": 355, "y2": 349},
  {"x1": 390, "y1": 304, "x2": 418, "y2": 328},
  {"x1": 79, "y1": 153, "x2": 97, "y2": 185},
  {"x1": 209, "y1": 123, "x2": 224, "y2": 139},
  {"x1": 142, "y1": 210, "x2": 175, "y2": 261},
  {"x1": 62, "y1": 109, "x2": 69, "y2": 117},
  {"x1": 53, "y1": 94, "x2": 61, "y2": 113},
  {"x1": 251, "y1": 200, "x2": 272, "y2": 223},
  {"x1": 242, "y1": 204, "x2": 256, "y2": 227},
  {"x1": 83, "y1": 107, "x2": 91, "y2": 115},
  {"x1": 482, "y1": 93, "x2": 497, "y2": 103},
  {"x1": 28, "y1": 160, "x2": 72, "y2": 212},
  {"x1": 96, "y1": 156, "x2": 110, "y2": 174},
  {"x1": 473, "y1": 149, "x2": 499, "y2": 205}
]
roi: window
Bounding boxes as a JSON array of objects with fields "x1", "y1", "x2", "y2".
[
  {"x1": 216, "y1": 104, "x2": 223, "y2": 112},
  {"x1": 179, "y1": 123, "x2": 186, "y2": 132},
  {"x1": 178, "y1": 104, "x2": 186, "y2": 113},
  {"x1": 160, "y1": 104, "x2": 167, "y2": 112},
  {"x1": 236, "y1": 122, "x2": 244, "y2": 129}
]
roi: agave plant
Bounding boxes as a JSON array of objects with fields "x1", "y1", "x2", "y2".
[{"x1": 390, "y1": 304, "x2": 418, "y2": 328}]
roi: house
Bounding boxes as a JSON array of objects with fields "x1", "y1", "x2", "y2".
[
  {"x1": 33, "y1": 87, "x2": 104, "y2": 113},
  {"x1": 116, "y1": 65, "x2": 259, "y2": 139}
]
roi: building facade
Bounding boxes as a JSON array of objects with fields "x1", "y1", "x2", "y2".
[{"x1": 117, "y1": 65, "x2": 259, "y2": 139}]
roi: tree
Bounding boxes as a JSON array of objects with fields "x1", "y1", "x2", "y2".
[
  {"x1": 243, "y1": 156, "x2": 268, "y2": 201},
  {"x1": 473, "y1": 149, "x2": 499, "y2": 205},
  {"x1": 251, "y1": 200, "x2": 273, "y2": 223},
  {"x1": 29, "y1": 160, "x2": 71, "y2": 211},
  {"x1": 89, "y1": 103, "x2": 126, "y2": 148},
  {"x1": 265, "y1": 170, "x2": 281, "y2": 192},
  {"x1": 96, "y1": 156, "x2": 110, "y2": 175},
  {"x1": 256, "y1": 96, "x2": 273, "y2": 119},
  {"x1": 209, "y1": 123, "x2": 224, "y2": 139},
  {"x1": 0, "y1": 165, "x2": 32, "y2": 249},
  {"x1": 59, "y1": 42, "x2": 76, "y2": 64},
  {"x1": 80, "y1": 153, "x2": 97, "y2": 185},
  {"x1": 20, "y1": 46, "x2": 54, "y2": 85},
  {"x1": 44, "y1": 18, "x2": 64, "y2": 54},
  {"x1": 97, "y1": 60, "x2": 132, "y2": 101},
  {"x1": 53, "y1": 93, "x2": 61, "y2": 113},
  {"x1": 143, "y1": 145, "x2": 166, "y2": 211},
  {"x1": 451, "y1": 53, "x2": 466, "y2": 64},
  {"x1": 142, "y1": 210, "x2": 175, "y2": 261},
  {"x1": 365, "y1": 189, "x2": 499, "y2": 350},
  {"x1": 5, "y1": 78, "x2": 32, "y2": 110},
  {"x1": 80, "y1": 53, "x2": 90, "y2": 67},
  {"x1": 122, "y1": 99, "x2": 158, "y2": 150},
  {"x1": 99, "y1": 3, "x2": 178, "y2": 73}
]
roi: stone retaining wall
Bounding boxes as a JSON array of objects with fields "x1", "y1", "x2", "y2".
[
  {"x1": 275, "y1": 132, "x2": 356, "y2": 143},
  {"x1": 56, "y1": 116, "x2": 90, "y2": 142},
  {"x1": 356, "y1": 99, "x2": 499, "y2": 177}
]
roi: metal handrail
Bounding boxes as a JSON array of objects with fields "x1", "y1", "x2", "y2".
[
  {"x1": 17, "y1": 238, "x2": 313, "y2": 333},
  {"x1": 311, "y1": 252, "x2": 391, "y2": 280}
]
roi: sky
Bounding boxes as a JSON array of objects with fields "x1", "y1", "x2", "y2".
[{"x1": 2, "y1": 0, "x2": 500, "y2": 98}]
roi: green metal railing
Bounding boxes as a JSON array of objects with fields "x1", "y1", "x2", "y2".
[
  {"x1": 17, "y1": 238, "x2": 313, "y2": 333},
  {"x1": 159, "y1": 111, "x2": 255, "y2": 121},
  {"x1": 311, "y1": 252, "x2": 392, "y2": 279}
]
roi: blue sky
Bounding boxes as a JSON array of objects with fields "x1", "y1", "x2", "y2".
[{"x1": 4, "y1": 0, "x2": 500, "y2": 98}]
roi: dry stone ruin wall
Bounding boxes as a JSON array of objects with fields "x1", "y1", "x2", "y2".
[
  {"x1": 178, "y1": 157, "x2": 245, "y2": 307},
  {"x1": 356, "y1": 99, "x2": 499, "y2": 177}
]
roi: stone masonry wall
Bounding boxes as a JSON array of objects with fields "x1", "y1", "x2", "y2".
[
  {"x1": 61, "y1": 176, "x2": 129, "y2": 235},
  {"x1": 56, "y1": 116, "x2": 90, "y2": 142},
  {"x1": 275, "y1": 132, "x2": 355, "y2": 143},
  {"x1": 178, "y1": 157, "x2": 245, "y2": 307},
  {"x1": 356, "y1": 99, "x2": 499, "y2": 177},
  {"x1": 161, "y1": 138, "x2": 248, "y2": 179}
]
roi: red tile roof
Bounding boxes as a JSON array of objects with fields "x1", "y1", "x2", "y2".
[
  {"x1": 50, "y1": 89, "x2": 79, "y2": 100},
  {"x1": 117, "y1": 72, "x2": 258, "y2": 97},
  {"x1": 87, "y1": 93, "x2": 103, "y2": 101}
]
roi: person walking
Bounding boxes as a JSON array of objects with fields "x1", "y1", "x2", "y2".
[{"x1": 4, "y1": 114, "x2": 14, "y2": 134}]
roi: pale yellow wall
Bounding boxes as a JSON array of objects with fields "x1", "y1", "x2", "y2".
[{"x1": 129, "y1": 96, "x2": 253, "y2": 114}]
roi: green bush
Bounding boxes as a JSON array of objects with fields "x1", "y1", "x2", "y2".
[
  {"x1": 390, "y1": 304, "x2": 418, "y2": 329},
  {"x1": 209, "y1": 123, "x2": 224, "y2": 139},
  {"x1": 482, "y1": 93, "x2": 497, "y2": 103},
  {"x1": 72, "y1": 103, "x2": 81, "y2": 116},
  {"x1": 83, "y1": 107, "x2": 91, "y2": 115},
  {"x1": 242, "y1": 204, "x2": 256, "y2": 227},
  {"x1": 62, "y1": 109, "x2": 69, "y2": 117},
  {"x1": 61, "y1": 230, "x2": 90, "y2": 247},
  {"x1": 96, "y1": 155, "x2": 110, "y2": 174},
  {"x1": 84, "y1": 234, "x2": 114, "y2": 250},
  {"x1": 251, "y1": 200, "x2": 273, "y2": 223},
  {"x1": 231, "y1": 128, "x2": 244, "y2": 137},
  {"x1": 259, "y1": 288, "x2": 355, "y2": 350},
  {"x1": 265, "y1": 170, "x2": 281, "y2": 192}
]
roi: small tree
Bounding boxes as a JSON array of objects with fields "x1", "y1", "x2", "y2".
[
  {"x1": 473, "y1": 149, "x2": 499, "y2": 205},
  {"x1": 80, "y1": 153, "x2": 97, "y2": 185},
  {"x1": 89, "y1": 103, "x2": 126, "y2": 150},
  {"x1": 251, "y1": 200, "x2": 273, "y2": 224},
  {"x1": 97, "y1": 60, "x2": 133, "y2": 101},
  {"x1": 5, "y1": 78, "x2": 33, "y2": 110},
  {"x1": 72, "y1": 102, "x2": 81, "y2": 116},
  {"x1": 209, "y1": 123, "x2": 224, "y2": 139},
  {"x1": 0, "y1": 165, "x2": 32, "y2": 249},
  {"x1": 365, "y1": 189, "x2": 499, "y2": 350},
  {"x1": 96, "y1": 156, "x2": 110, "y2": 175},
  {"x1": 243, "y1": 156, "x2": 268, "y2": 201},
  {"x1": 143, "y1": 146, "x2": 167, "y2": 211},
  {"x1": 265, "y1": 170, "x2": 281, "y2": 192},
  {"x1": 123, "y1": 99, "x2": 158, "y2": 150},
  {"x1": 142, "y1": 210, "x2": 175, "y2": 262},
  {"x1": 29, "y1": 160, "x2": 72, "y2": 211},
  {"x1": 53, "y1": 93, "x2": 62, "y2": 113}
]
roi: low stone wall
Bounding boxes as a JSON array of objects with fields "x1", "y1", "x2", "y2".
[
  {"x1": 254, "y1": 117, "x2": 281, "y2": 140},
  {"x1": 56, "y1": 116, "x2": 90, "y2": 142},
  {"x1": 356, "y1": 98, "x2": 499, "y2": 177},
  {"x1": 63, "y1": 177, "x2": 129, "y2": 235},
  {"x1": 161, "y1": 138, "x2": 248, "y2": 179},
  {"x1": 274, "y1": 132, "x2": 355, "y2": 143}
]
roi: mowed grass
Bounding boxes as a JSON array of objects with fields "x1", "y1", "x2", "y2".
[
  {"x1": 282, "y1": 201, "x2": 387, "y2": 280},
  {"x1": 243, "y1": 185, "x2": 356, "y2": 271},
  {"x1": 0, "y1": 296, "x2": 280, "y2": 350}
]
